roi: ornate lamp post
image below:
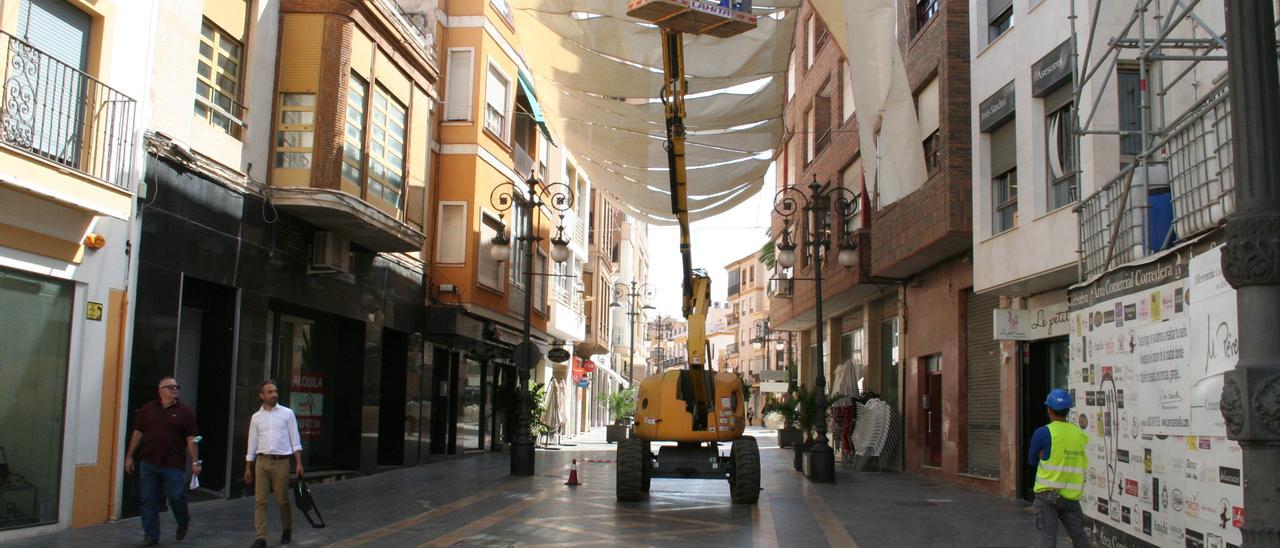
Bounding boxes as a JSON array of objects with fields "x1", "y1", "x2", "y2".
[
  {"x1": 611, "y1": 281, "x2": 657, "y2": 383},
  {"x1": 772, "y1": 174, "x2": 861, "y2": 484},
  {"x1": 488, "y1": 176, "x2": 575, "y2": 476},
  {"x1": 1221, "y1": 2, "x2": 1280, "y2": 544}
]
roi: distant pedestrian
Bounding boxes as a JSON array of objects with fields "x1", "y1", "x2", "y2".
[
  {"x1": 124, "y1": 376, "x2": 201, "y2": 547},
  {"x1": 244, "y1": 380, "x2": 304, "y2": 547},
  {"x1": 747, "y1": 407, "x2": 756, "y2": 427},
  {"x1": 1027, "y1": 389, "x2": 1090, "y2": 548}
]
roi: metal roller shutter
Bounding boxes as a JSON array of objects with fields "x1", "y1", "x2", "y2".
[{"x1": 965, "y1": 290, "x2": 1002, "y2": 478}]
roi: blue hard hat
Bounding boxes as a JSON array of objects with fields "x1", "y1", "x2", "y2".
[{"x1": 1045, "y1": 388, "x2": 1073, "y2": 411}]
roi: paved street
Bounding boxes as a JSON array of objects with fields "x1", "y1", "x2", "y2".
[{"x1": 5, "y1": 428, "x2": 1051, "y2": 548}]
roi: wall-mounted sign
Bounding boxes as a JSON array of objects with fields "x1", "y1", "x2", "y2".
[
  {"x1": 86, "y1": 302, "x2": 103, "y2": 321},
  {"x1": 993, "y1": 303, "x2": 1070, "y2": 340},
  {"x1": 576, "y1": 378, "x2": 590, "y2": 388},
  {"x1": 583, "y1": 359, "x2": 596, "y2": 373},
  {"x1": 759, "y1": 370, "x2": 789, "y2": 382},
  {"x1": 547, "y1": 347, "x2": 570, "y2": 363},
  {"x1": 979, "y1": 81, "x2": 1016, "y2": 132},
  {"x1": 1032, "y1": 40, "x2": 1072, "y2": 97},
  {"x1": 760, "y1": 381, "x2": 789, "y2": 393}
]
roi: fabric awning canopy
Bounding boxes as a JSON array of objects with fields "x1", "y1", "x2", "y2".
[{"x1": 517, "y1": 67, "x2": 555, "y2": 144}]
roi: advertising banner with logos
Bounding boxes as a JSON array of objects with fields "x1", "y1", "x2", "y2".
[{"x1": 1068, "y1": 243, "x2": 1243, "y2": 547}]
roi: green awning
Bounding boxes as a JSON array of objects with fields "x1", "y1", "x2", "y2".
[{"x1": 518, "y1": 69, "x2": 555, "y2": 145}]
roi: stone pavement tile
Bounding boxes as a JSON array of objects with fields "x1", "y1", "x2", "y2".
[{"x1": 2, "y1": 428, "x2": 1058, "y2": 548}]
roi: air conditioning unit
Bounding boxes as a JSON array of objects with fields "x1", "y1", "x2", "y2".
[{"x1": 310, "y1": 231, "x2": 350, "y2": 273}]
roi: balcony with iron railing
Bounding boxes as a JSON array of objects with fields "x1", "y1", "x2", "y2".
[
  {"x1": 1077, "y1": 82, "x2": 1234, "y2": 281},
  {"x1": 0, "y1": 31, "x2": 138, "y2": 193},
  {"x1": 384, "y1": 0, "x2": 439, "y2": 68},
  {"x1": 514, "y1": 142, "x2": 533, "y2": 180}
]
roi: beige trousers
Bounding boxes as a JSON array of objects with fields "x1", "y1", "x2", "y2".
[{"x1": 254, "y1": 457, "x2": 292, "y2": 539}]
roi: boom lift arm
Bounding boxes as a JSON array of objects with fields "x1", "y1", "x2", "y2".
[{"x1": 660, "y1": 29, "x2": 712, "y2": 426}]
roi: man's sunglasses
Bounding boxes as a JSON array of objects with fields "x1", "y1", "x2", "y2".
[{"x1": 161, "y1": 384, "x2": 181, "y2": 391}]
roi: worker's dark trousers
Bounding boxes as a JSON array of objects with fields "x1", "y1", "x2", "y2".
[{"x1": 1032, "y1": 491, "x2": 1090, "y2": 547}]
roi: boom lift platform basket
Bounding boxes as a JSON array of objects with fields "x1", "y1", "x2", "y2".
[{"x1": 626, "y1": 0, "x2": 757, "y2": 38}]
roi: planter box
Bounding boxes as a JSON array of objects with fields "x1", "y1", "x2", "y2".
[
  {"x1": 606, "y1": 424, "x2": 631, "y2": 443},
  {"x1": 777, "y1": 428, "x2": 803, "y2": 448}
]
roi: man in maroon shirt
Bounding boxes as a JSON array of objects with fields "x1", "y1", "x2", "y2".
[{"x1": 125, "y1": 376, "x2": 201, "y2": 547}]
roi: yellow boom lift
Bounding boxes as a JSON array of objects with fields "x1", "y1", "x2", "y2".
[{"x1": 617, "y1": 0, "x2": 760, "y2": 504}]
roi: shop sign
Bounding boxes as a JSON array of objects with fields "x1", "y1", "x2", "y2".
[
  {"x1": 993, "y1": 304, "x2": 1070, "y2": 340},
  {"x1": 547, "y1": 346, "x2": 570, "y2": 363},
  {"x1": 291, "y1": 371, "x2": 324, "y2": 440},
  {"x1": 576, "y1": 378, "x2": 590, "y2": 388},
  {"x1": 759, "y1": 370, "x2": 788, "y2": 382},
  {"x1": 760, "y1": 381, "x2": 789, "y2": 393},
  {"x1": 583, "y1": 359, "x2": 596, "y2": 373},
  {"x1": 1032, "y1": 40, "x2": 1072, "y2": 97},
  {"x1": 979, "y1": 81, "x2": 1016, "y2": 132},
  {"x1": 572, "y1": 356, "x2": 585, "y2": 382}
]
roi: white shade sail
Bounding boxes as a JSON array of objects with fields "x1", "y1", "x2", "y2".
[
  {"x1": 507, "y1": 0, "x2": 924, "y2": 223},
  {"x1": 509, "y1": 0, "x2": 799, "y2": 224}
]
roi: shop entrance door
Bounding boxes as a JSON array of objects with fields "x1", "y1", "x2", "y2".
[
  {"x1": 490, "y1": 363, "x2": 515, "y2": 450},
  {"x1": 922, "y1": 354, "x2": 943, "y2": 467},
  {"x1": 1019, "y1": 337, "x2": 1071, "y2": 500},
  {"x1": 429, "y1": 348, "x2": 455, "y2": 455},
  {"x1": 378, "y1": 329, "x2": 408, "y2": 466},
  {"x1": 176, "y1": 277, "x2": 236, "y2": 496}
]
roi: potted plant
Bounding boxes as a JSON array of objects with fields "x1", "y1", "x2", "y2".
[
  {"x1": 792, "y1": 385, "x2": 817, "y2": 471},
  {"x1": 606, "y1": 387, "x2": 637, "y2": 443},
  {"x1": 763, "y1": 396, "x2": 803, "y2": 448},
  {"x1": 529, "y1": 380, "x2": 549, "y2": 445}
]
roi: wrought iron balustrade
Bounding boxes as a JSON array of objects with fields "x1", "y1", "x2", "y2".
[{"x1": 1, "y1": 31, "x2": 137, "y2": 190}]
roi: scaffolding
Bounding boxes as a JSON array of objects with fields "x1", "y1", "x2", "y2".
[{"x1": 1069, "y1": 0, "x2": 1264, "y2": 280}]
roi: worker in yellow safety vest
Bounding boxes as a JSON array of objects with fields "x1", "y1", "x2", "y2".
[{"x1": 1027, "y1": 388, "x2": 1090, "y2": 547}]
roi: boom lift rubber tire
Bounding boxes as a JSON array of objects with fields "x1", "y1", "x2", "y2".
[
  {"x1": 617, "y1": 437, "x2": 647, "y2": 502},
  {"x1": 642, "y1": 440, "x2": 653, "y2": 492},
  {"x1": 729, "y1": 436, "x2": 761, "y2": 504}
]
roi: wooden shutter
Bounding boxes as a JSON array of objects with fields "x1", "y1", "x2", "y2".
[
  {"x1": 445, "y1": 48, "x2": 474, "y2": 121},
  {"x1": 436, "y1": 202, "x2": 467, "y2": 264},
  {"x1": 965, "y1": 290, "x2": 1002, "y2": 478}
]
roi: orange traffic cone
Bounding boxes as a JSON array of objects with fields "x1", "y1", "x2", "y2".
[{"x1": 565, "y1": 459, "x2": 581, "y2": 486}]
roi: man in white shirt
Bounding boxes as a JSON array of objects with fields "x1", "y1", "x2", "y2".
[{"x1": 244, "y1": 380, "x2": 303, "y2": 547}]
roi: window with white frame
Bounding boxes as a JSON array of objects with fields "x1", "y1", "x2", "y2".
[
  {"x1": 509, "y1": 199, "x2": 529, "y2": 287},
  {"x1": 368, "y1": 86, "x2": 407, "y2": 207},
  {"x1": 342, "y1": 72, "x2": 367, "y2": 187},
  {"x1": 478, "y1": 212, "x2": 505, "y2": 290},
  {"x1": 534, "y1": 248, "x2": 547, "y2": 313},
  {"x1": 436, "y1": 202, "x2": 467, "y2": 264},
  {"x1": 445, "y1": 49, "x2": 474, "y2": 121},
  {"x1": 195, "y1": 18, "x2": 243, "y2": 138},
  {"x1": 274, "y1": 93, "x2": 315, "y2": 169},
  {"x1": 485, "y1": 65, "x2": 510, "y2": 140},
  {"x1": 990, "y1": 119, "x2": 1018, "y2": 233},
  {"x1": 988, "y1": 0, "x2": 1013, "y2": 43},
  {"x1": 841, "y1": 61, "x2": 855, "y2": 122},
  {"x1": 805, "y1": 106, "x2": 815, "y2": 164},
  {"x1": 806, "y1": 15, "x2": 815, "y2": 68},
  {"x1": 1045, "y1": 85, "x2": 1077, "y2": 210}
]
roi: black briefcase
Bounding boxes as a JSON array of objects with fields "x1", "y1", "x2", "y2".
[{"x1": 292, "y1": 475, "x2": 326, "y2": 528}]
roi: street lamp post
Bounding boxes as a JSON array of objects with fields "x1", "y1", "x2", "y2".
[
  {"x1": 612, "y1": 281, "x2": 656, "y2": 383},
  {"x1": 488, "y1": 176, "x2": 575, "y2": 477},
  {"x1": 773, "y1": 174, "x2": 861, "y2": 484},
  {"x1": 1220, "y1": 2, "x2": 1280, "y2": 544}
]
